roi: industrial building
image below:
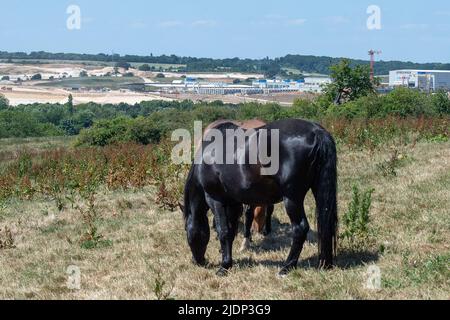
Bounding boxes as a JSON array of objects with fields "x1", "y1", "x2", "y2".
[
  {"x1": 144, "y1": 76, "x2": 332, "y2": 95},
  {"x1": 252, "y1": 78, "x2": 331, "y2": 93},
  {"x1": 389, "y1": 70, "x2": 450, "y2": 91}
]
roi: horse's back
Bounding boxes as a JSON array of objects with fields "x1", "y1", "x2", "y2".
[
  {"x1": 266, "y1": 118, "x2": 326, "y2": 137},
  {"x1": 196, "y1": 118, "x2": 332, "y2": 204},
  {"x1": 205, "y1": 119, "x2": 266, "y2": 133}
]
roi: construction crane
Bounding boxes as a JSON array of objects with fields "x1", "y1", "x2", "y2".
[{"x1": 368, "y1": 50, "x2": 382, "y2": 81}]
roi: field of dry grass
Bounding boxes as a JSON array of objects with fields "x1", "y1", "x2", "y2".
[{"x1": 0, "y1": 139, "x2": 448, "y2": 300}]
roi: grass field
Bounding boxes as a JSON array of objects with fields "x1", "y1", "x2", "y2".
[
  {"x1": 0, "y1": 138, "x2": 448, "y2": 300},
  {"x1": 0, "y1": 137, "x2": 74, "y2": 167}
]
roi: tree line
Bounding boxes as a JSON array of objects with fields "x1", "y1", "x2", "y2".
[{"x1": 2, "y1": 51, "x2": 450, "y2": 76}]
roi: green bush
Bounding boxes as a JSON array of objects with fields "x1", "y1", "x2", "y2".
[
  {"x1": 0, "y1": 94, "x2": 8, "y2": 110},
  {"x1": 431, "y1": 90, "x2": 450, "y2": 115},
  {"x1": 237, "y1": 102, "x2": 283, "y2": 122},
  {"x1": 138, "y1": 64, "x2": 152, "y2": 71},
  {"x1": 76, "y1": 117, "x2": 133, "y2": 146},
  {"x1": 381, "y1": 87, "x2": 433, "y2": 117},
  {"x1": 341, "y1": 185, "x2": 375, "y2": 250},
  {"x1": 77, "y1": 116, "x2": 161, "y2": 146},
  {"x1": 0, "y1": 110, "x2": 64, "y2": 138},
  {"x1": 324, "y1": 88, "x2": 449, "y2": 120},
  {"x1": 290, "y1": 99, "x2": 323, "y2": 120}
]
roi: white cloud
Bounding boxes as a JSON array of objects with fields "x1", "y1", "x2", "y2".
[
  {"x1": 130, "y1": 21, "x2": 147, "y2": 29},
  {"x1": 191, "y1": 20, "x2": 217, "y2": 27},
  {"x1": 286, "y1": 19, "x2": 307, "y2": 26},
  {"x1": 253, "y1": 14, "x2": 306, "y2": 27},
  {"x1": 158, "y1": 20, "x2": 183, "y2": 28},
  {"x1": 324, "y1": 16, "x2": 350, "y2": 24},
  {"x1": 264, "y1": 14, "x2": 284, "y2": 20},
  {"x1": 400, "y1": 23, "x2": 429, "y2": 30}
]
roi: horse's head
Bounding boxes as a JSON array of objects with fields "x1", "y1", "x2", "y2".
[{"x1": 183, "y1": 167, "x2": 210, "y2": 266}]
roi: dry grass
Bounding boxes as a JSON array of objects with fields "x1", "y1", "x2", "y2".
[
  {"x1": 0, "y1": 141, "x2": 449, "y2": 300},
  {"x1": 0, "y1": 136, "x2": 73, "y2": 165}
]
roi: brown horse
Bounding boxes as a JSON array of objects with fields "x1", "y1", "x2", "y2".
[
  {"x1": 240, "y1": 204, "x2": 274, "y2": 251},
  {"x1": 198, "y1": 119, "x2": 274, "y2": 251}
]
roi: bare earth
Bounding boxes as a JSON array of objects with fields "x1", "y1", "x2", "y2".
[
  {"x1": 0, "y1": 86, "x2": 174, "y2": 106},
  {"x1": 0, "y1": 62, "x2": 291, "y2": 106}
]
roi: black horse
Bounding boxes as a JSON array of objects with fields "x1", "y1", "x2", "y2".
[{"x1": 182, "y1": 118, "x2": 338, "y2": 276}]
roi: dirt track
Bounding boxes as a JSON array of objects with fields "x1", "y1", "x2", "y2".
[{"x1": 0, "y1": 86, "x2": 174, "y2": 106}]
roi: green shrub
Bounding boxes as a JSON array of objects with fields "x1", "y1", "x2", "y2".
[
  {"x1": 77, "y1": 116, "x2": 162, "y2": 146},
  {"x1": 0, "y1": 110, "x2": 64, "y2": 138},
  {"x1": 290, "y1": 99, "x2": 323, "y2": 119},
  {"x1": 431, "y1": 90, "x2": 450, "y2": 115},
  {"x1": 76, "y1": 117, "x2": 133, "y2": 146},
  {"x1": 341, "y1": 185, "x2": 375, "y2": 250},
  {"x1": 0, "y1": 94, "x2": 9, "y2": 110},
  {"x1": 381, "y1": 87, "x2": 433, "y2": 117},
  {"x1": 138, "y1": 64, "x2": 152, "y2": 71}
]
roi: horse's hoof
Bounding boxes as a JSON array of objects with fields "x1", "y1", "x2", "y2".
[
  {"x1": 278, "y1": 266, "x2": 295, "y2": 278},
  {"x1": 239, "y1": 238, "x2": 251, "y2": 252},
  {"x1": 318, "y1": 261, "x2": 333, "y2": 270},
  {"x1": 216, "y1": 267, "x2": 229, "y2": 277},
  {"x1": 192, "y1": 257, "x2": 207, "y2": 267}
]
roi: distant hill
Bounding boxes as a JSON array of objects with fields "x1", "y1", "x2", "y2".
[{"x1": 1, "y1": 51, "x2": 449, "y2": 77}]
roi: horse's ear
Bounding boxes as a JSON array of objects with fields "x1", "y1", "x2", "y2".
[{"x1": 178, "y1": 201, "x2": 185, "y2": 213}]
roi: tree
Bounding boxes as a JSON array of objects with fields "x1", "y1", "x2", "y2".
[
  {"x1": 31, "y1": 73, "x2": 42, "y2": 80},
  {"x1": 138, "y1": 64, "x2": 151, "y2": 71},
  {"x1": 67, "y1": 94, "x2": 74, "y2": 115},
  {"x1": 115, "y1": 61, "x2": 131, "y2": 70},
  {"x1": 155, "y1": 73, "x2": 165, "y2": 79},
  {"x1": 1, "y1": 76, "x2": 10, "y2": 81},
  {"x1": 324, "y1": 59, "x2": 376, "y2": 104},
  {"x1": 79, "y1": 70, "x2": 89, "y2": 77},
  {"x1": 0, "y1": 93, "x2": 9, "y2": 110}
]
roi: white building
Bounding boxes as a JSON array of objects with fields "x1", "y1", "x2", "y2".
[
  {"x1": 301, "y1": 77, "x2": 332, "y2": 93},
  {"x1": 251, "y1": 78, "x2": 331, "y2": 93},
  {"x1": 389, "y1": 70, "x2": 450, "y2": 91}
]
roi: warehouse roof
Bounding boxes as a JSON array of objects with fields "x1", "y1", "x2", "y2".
[{"x1": 391, "y1": 69, "x2": 450, "y2": 73}]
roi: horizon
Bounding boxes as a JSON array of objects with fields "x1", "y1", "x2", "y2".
[
  {"x1": 2, "y1": 49, "x2": 448, "y2": 66},
  {"x1": 1, "y1": 1, "x2": 450, "y2": 64}
]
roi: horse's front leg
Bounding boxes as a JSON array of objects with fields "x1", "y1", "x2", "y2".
[
  {"x1": 210, "y1": 202, "x2": 242, "y2": 276},
  {"x1": 279, "y1": 197, "x2": 309, "y2": 277}
]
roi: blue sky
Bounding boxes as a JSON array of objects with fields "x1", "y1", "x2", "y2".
[{"x1": 1, "y1": 0, "x2": 449, "y2": 63}]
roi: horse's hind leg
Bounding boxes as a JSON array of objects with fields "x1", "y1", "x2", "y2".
[
  {"x1": 240, "y1": 206, "x2": 254, "y2": 252},
  {"x1": 263, "y1": 204, "x2": 275, "y2": 236},
  {"x1": 279, "y1": 197, "x2": 310, "y2": 276}
]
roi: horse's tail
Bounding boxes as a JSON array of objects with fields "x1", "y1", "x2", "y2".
[{"x1": 313, "y1": 129, "x2": 338, "y2": 268}]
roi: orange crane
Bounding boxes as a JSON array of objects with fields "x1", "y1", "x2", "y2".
[{"x1": 368, "y1": 50, "x2": 382, "y2": 81}]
